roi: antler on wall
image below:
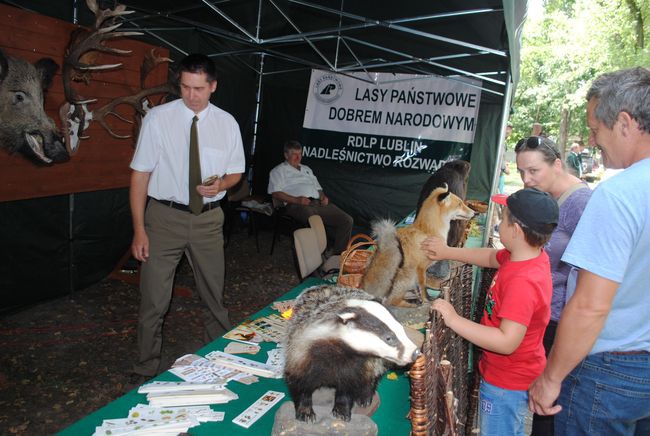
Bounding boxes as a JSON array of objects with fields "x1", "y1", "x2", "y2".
[
  {"x1": 60, "y1": 0, "x2": 176, "y2": 154},
  {"x1": 93, "y1": 50, "x2": 175, "y2": 139}
]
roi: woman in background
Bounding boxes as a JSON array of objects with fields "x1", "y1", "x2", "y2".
[{"x1": 514, "y1": 136, "x2": 592, "y2": 436}]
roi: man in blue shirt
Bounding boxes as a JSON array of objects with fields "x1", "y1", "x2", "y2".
[{"x1": 529, "y1": 67, "x2": 650, "y2": 435}]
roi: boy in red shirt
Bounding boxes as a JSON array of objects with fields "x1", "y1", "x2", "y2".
[{"x1": 421, "y1": 188, "x2": 558, "y2": 435}]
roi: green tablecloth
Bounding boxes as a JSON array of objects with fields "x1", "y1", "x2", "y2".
[{"x1": 59, "y1": 278, "x2": 412, "y2": 435}]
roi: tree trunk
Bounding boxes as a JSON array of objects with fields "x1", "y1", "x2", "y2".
[
  {"x1": 624, "y1": 0, "x2": 644, "y2": 49},
  {"x1": 558, "y1": 108, "x2": 570, "y2": 160}
]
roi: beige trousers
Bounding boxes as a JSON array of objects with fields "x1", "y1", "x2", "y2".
[{"x1": 133, "y1": 199, "x2": 231, "y2": 376}]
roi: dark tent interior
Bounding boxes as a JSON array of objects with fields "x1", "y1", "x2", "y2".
[{"x1": 0, "y1": 0, "x2": 526, "y2": 310}]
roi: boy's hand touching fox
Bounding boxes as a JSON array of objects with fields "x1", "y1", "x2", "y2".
[{"x1": 421, "y1": 236, "x2": 449, "y2": 261}]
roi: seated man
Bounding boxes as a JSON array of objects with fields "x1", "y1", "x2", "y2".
[{"x1": 268, "y1": 140, "x2": 353, "y2": 255}]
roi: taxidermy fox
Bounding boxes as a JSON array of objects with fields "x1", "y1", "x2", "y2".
[{"x1": 361, "y1": 185, "x2": 474, "y2": 307}]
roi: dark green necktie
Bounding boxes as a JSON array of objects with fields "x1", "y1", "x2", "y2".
[{"x1": 189, "y1": 115, "x2": 203, "y2": 215}]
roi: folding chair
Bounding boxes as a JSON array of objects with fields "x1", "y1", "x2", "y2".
[
  {"x1": 224, "y1": 179, "x2": 260, "y2": 252},
  {"x1": 269, "y1": 199, "x2": 302, "y2": 255}
]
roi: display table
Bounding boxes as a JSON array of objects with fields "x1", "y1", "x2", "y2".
[{"x1": 59, "y1": 278, "x2": 412, "y2": 435}]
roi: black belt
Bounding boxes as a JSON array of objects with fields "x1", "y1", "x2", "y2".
[
  {"x1": 154, "y1": 198, "x2": 220, "y2": 213},
  {"x1": 610, "y1": 350, "x2": 650, "y2": 355}
]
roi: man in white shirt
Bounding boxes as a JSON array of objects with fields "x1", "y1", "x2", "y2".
[
  {"x1": 129, "y1": 54, "x2": 245, "y2": 381},
  {"x1": 268, "y1": 140, "x2": 353, "y2": 255}
]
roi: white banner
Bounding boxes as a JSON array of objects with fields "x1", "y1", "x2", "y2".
[{"x1": 303, "y1": 70, "x2": 482, "y2": 143}]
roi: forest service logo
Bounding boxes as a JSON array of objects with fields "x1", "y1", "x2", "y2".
[{"x1": 314, "y1": 74, "x2": 343, "y2": 103}]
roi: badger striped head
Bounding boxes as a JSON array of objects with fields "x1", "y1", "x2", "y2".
[{"x1": 336, "y1": 299, "x2": 419, "y2": 366}]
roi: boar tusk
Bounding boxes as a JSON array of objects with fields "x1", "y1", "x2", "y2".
[{"x1": 25, "y1": 133, "x2": 52, "y2": 163}]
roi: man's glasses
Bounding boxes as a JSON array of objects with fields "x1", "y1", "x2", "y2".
[{"x1": 514, "y1": 136, "x2": 560, "y2": 158}]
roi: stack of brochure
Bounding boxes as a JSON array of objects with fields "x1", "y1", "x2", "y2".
[
  {"x1": 205, "y1": 350, "x2": 283, "y2": 379},
  {"x1": 93, "y1": 403, "x2": 224, "y2": 435},
  {"x1": 138, "y1": 381, "x2": 239, "y2": 407}
]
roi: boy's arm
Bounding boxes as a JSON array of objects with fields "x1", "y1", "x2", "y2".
[
  {"x1": 432, "y1": 299, "x2": 526, "y2": 354},
  {"x1": 422, "y1": 236, "x2": 499, "y2": 269}
]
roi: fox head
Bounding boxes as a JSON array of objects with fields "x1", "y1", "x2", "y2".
[{"x1": 415, "y1": 183, "x2": 474, "y2": 233}]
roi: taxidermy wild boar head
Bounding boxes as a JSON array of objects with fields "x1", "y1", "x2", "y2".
[{"x1": 0, "y1": 49, "x2": 68, "y2": 164}]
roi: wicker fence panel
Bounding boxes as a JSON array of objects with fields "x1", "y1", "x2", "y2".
[{"x1": 409, "y1": 262, "x2": 496, "y2": 435}]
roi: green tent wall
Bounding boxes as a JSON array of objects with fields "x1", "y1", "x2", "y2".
[{"x1": 0, "y1": 0, "x2": 526, "y2": 311}]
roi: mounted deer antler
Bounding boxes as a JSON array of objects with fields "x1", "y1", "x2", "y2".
[
  {"x1": 60, "y1": 0, "x2": 176, "y2": 154},
  {"x1": 94, "y1": 50, "x2": 175, "y2": 139}
]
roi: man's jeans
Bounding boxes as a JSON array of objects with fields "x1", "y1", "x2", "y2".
[
  {"x1": 479, "y1": 379, "x2": 529, "y2": 435},
  {"x1": 556, "y1": 352, "x2": 650, "y2": 435}
]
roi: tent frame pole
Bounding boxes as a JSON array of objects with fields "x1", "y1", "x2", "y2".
[
  {"x1": 483, "y1": 70, "x2": 513, "y2": 248},
  {"x1": 249, "y1": 0, "x2": 265, "y2": 187}
]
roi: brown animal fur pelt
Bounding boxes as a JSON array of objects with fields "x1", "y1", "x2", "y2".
[{"x1": 361, "y1": 185, "x2": 474, "y2": 307}]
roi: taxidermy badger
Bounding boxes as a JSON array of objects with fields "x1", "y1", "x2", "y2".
[
  {"x1": 284, "y1": 284, "x2": 419, "y2": 422},
  {"x1": 361, "y1": 185, "x2": 474, "y2": 307}
]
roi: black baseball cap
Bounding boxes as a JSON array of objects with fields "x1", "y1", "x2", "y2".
[{"x1": 491, "y1": 188, "x2": 558, "y2": 234}]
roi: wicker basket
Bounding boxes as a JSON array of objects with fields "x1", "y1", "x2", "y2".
[
  {"x1": 336, "y1": 234, "x2": 376, "y2": 288},
  {"x1": 465, "y1": 199, "x2": 488, "y2": 213},
  {"x1": 340, "y1": 234, "x2": 376, "y2": 274},
  {"x1": 337, "y1": 272, "x2": 364, "y2": 288}
]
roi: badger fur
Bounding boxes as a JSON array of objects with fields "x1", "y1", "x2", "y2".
[{"x1": 283, "y1": 284, "x2": 419, "y2": 422}]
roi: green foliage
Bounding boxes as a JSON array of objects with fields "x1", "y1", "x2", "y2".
[
  {"x1": 512, "y1": 0, "x2": 650, "y2": 148},
  {"x1": 503, "y1": 162, "x2": 524, "y2": 193}
]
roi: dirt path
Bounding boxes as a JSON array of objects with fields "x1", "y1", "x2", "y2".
[{"x1": 0, "y1": 227, "x2": 299, "y2": 435}]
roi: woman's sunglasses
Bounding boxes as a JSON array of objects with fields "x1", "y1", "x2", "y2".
[{"x1": 514, "y1": 136, "x2": 560, "y2": 158}]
